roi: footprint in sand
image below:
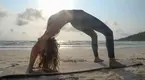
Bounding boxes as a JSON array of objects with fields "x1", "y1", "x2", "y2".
[{"x1": 11, "y1": 63, "x2": 19, "y2": 67}]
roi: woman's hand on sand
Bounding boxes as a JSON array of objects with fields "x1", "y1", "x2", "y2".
[{"x1": 26, "y1": 68, "x2": 33, "y2": 74}]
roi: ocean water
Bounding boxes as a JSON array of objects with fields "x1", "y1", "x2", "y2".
[{"x1": 0, "y1": 41, "x2": 145, "y2": 50}]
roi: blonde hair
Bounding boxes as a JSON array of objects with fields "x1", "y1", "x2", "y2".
[{"x1": 37, "y1": 38, "x2": 59, "y2": 72}]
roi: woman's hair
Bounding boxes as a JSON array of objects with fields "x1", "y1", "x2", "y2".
[{"x1": 38, "y1": 38, "x2": 59, "y2": 72}]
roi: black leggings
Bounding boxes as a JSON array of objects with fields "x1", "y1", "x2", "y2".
[{"x1": 81, "y1": 27, "x2": 115, "y2": 59}]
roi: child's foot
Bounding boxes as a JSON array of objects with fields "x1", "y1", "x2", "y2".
[{"x1": 94, "y1": 57, "x2": 104, "y2": 63}]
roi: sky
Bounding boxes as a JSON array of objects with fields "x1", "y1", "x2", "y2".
[{"x1": 0, "y1": 0, "x2": 145, "y2": 41}]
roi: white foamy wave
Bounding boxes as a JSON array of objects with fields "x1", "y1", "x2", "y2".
[{"x1": 0, "y1": 41, "x2": 145, "y2": 50}]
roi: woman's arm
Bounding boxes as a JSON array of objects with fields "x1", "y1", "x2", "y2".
[
  {"x1": 26, "y1": 41, "x2": 40, "y2": 73},
  {"x1": 39, "y1": 25, "x2": 60, "y2": 50}
]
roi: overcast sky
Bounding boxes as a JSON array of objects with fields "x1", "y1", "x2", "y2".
[{"x1": 0, "y1": 0, "x2": 145, "y2": 41}]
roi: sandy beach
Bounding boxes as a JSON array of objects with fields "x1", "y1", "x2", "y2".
[{"x1": 0, "y1": 47, "x2": 145, "y2": 80}]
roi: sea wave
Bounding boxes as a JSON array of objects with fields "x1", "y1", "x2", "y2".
[{"x1": 0, "y1": 41, "x2": 145, "y2": 49}]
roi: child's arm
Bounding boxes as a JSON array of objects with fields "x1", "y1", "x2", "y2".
[{"x1": 26, "y1": 41, "x2": 40, "y2": 73}]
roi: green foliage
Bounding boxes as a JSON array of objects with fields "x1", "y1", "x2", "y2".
[{"x1": 117, "y1": 32, "x2": 145, "y2": 41}]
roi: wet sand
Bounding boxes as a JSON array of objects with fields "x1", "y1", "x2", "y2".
[{"x1": 0, "y1": 47, "x2": 145, "y2": 80}]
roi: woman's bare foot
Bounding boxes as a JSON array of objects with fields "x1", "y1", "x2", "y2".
[
  {"x1": 42, "y1": 68, "x2": 58, "y2": 73},
  {"x1": 94, "y1": 57, "x2": 104, "y2": 63},
  {"x1": 109, "y1": 58, "x2": 126, "y2": 68}
]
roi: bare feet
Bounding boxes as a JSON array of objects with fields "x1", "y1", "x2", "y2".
[
  {"x1": 42, "y1": 68, "x2": 58, "y2": 73},
  {"x1": 109, "y1": 58, "x2": 126, "y2": 68},
  {"x1": 94, "y1": 57, "x2": 104, "y2": 63}
]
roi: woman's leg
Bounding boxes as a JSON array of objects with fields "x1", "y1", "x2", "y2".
[
  {"x1": 81, "y1": 29, "x2": 103, "y2": 62},
  {"x1": 93, "y1": 25, "x2": 125, "y2": 68},
  {"x1": 93, "y1": 25, "x2": 115, "y2": 59},
  {"x1": 104, "y1": 30, "x2": 115, "y2": 59}
]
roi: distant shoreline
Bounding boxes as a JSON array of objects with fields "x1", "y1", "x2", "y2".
[{"x1": 116, "y1": 31, "x2": 145, "y2": 41}]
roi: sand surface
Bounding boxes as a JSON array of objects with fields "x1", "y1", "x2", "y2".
[{"x1": 0, "y1": 47, "x2": 145, "y2": 80}]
